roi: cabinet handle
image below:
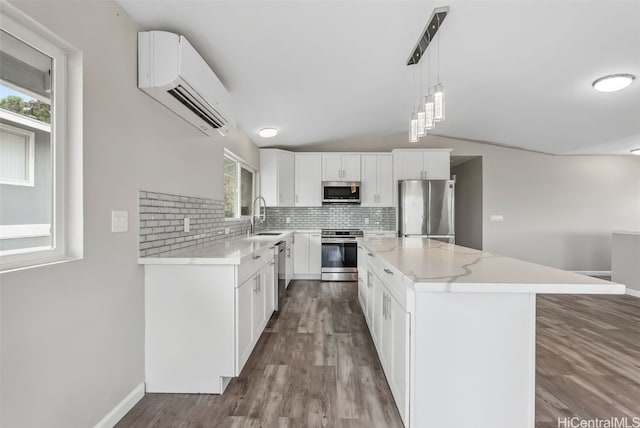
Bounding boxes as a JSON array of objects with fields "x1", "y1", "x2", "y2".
[
  {"x1": 383, "y1": 268, "x2": 394, "y2": 275},
  {"x1": 295, "y1": 194, "x2": 299, "y2": 203},
  {"x1": 357, "y1": 245, "x2": 363, "y2": 249},
  {"x1": 270, "y1": 262, "x2": 275, "y2": 265},
  {"x1": 252, "y1": 254, "x2": 261, "y2": 260},
  {"x1": 386, "y1": 295, "x2": 391, "y2": 319},
  {"x1": 253, "y1": 276, "x2": 258, "y2": 293},
  {"x1": 287, "y1": 248, "x2": 291, "y2": 257},
  {"x1": 367, "y1": 252, "x2": 374, "y2": 258}
]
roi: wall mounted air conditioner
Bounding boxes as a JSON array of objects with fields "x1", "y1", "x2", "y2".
[{"x1": 138, "y1": 31, "x2": 235, "y2": 136}]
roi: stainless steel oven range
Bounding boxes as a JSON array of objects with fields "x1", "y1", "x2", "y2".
[{"x1": 321, "y1": 229, "x2": 364, "y2": 281}]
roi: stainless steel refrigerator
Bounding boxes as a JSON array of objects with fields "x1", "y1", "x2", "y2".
[{"x1": 398, "y1": 179, "x2": 455, "y2": 243}]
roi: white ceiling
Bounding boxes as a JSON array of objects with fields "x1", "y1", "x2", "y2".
[{"x1": 117, "y1": 0, "x2": 640, "y2": 155}]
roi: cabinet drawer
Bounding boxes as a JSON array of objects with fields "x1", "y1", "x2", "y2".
[
  {"x1": 238, "y1": 248, "x2": 272, "y2": 285},
  {"x1": 376, "y1": 257, "x2": 407, "y2": 311}
]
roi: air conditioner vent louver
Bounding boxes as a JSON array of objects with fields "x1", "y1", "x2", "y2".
[
  {"x1": 138, "y1": 31, "x2": 236, "y2": 136},
  {"x1": 168, "y1": 85, "x2": 226, "y2": 129}
]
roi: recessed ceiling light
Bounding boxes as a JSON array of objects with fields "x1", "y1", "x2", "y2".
[
  {"x1": 592, "y1": 74, "x2": 635, "y2": 92},
  {"x1": 631, "y1": 148, "x2": 640, "y2": 155},
  {"x1": 258, "y1": 128, "x2": 278, "y2": 138}
]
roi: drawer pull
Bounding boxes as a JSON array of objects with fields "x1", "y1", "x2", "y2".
[
  {"x1": 252, "y1": 254, "x2": 261, "y2": 260},
  {"x1": 367, "y1": 253, "x2": 374, "y2": 257},
  {"x1": 383, "y1": 268, "x2": 394, "y2": 275}
]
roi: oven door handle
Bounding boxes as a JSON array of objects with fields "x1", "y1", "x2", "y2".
[{"x1": 321, "y1": 238, "x2": 357, "y2": 244}]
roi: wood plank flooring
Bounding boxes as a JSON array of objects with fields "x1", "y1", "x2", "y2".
[
  {"x1": 535, "y1": 293, "x2": 640, "y2": 428},
  {"x1": 117, "y1": 281, "x2": 640, "y2": 428},
  {"x1": 117, "y1": 280, "x2": 403, "y2": 428}
]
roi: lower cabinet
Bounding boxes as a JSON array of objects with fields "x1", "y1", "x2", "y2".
[
  {"x1": 237, "y1": 259, "x2": 275, "y2": 374},
  {"x1": 143, "y1": 246, "x2": 277, "y2": 394},
  {"x1": 293, "y1": 232, "x2": 321, "y2": 277},
  {"x1": 358, "y1": 257, "x2": 410, "y2": 426},
  {"x1": 236, "y1": 275, "x2": 254, "y2": 372}
]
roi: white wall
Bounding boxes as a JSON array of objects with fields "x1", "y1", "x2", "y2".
[
  {"x1": 0, "y1": 2, "x2": 259, "y2": 427},
  {"x1": 298, "y1": 133, "x2": 640, "y2": 271}
]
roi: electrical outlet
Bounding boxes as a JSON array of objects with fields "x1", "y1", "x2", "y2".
[
  {"x1": 225, "y1": 227, "x2": 230, "y2": 235},
  {"x1": 184, "y1": 217, "x2": 190, "y2": 232},
  {"x1": 286, "y1": 217, "x2": 291, "y2": 224},
  {"x1": 364, "y1": 218, "x2": 370, "y2": 225},
  {"x1": 111, "y1": 210, "x2": 128, "y2": 233}
]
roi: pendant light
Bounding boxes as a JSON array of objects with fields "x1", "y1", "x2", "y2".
[
  {"x1": 416, "y1": 60, "x2": 426, "y2": 136},
  {"x1": 407, "y1": 6, "x2": 449, "y2": 135},
  {"x1": 424, "y1": 37, "x2": 435, "y2": 130},
  {"x1": 409, "y1": 110, "x2": 419, "y2": 143},
  {"x1": 434, "y1": 14, "x2": 445, "y2": 122}
]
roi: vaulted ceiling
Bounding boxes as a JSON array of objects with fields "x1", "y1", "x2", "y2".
[{"x1": 117, "y1": 0, "x2": 640, "y2": 155}]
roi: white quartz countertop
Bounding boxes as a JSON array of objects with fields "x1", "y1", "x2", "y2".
[
  {"x1": 138, "y1": 230, "x2": 293, "y2": 265},
  {"x1": 359, "y1": 237, "x2": 625, "y2": 294}
]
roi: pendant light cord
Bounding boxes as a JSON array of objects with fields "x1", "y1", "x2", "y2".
[{"x1": 437, "y1": 15, "x2": 441, "y2": 83}]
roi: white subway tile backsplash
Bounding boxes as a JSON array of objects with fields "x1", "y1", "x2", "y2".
[{"x1": 139, "y1": 190, "x2": 251, "y2": 257}]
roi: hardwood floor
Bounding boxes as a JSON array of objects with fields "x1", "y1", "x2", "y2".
[
  {"x1": 535, "y1": 293, "x2": 640, "y2": 428},
  {"x1": 117, "y1": 281, "x2": 640, "y2": 428},
  {"x1": 117, "y1": 280, "x2": 404, "y2": 428}
]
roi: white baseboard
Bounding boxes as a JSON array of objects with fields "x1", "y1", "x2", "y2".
[
  {"x1": 94, "y1": 382, "x2": 145, "y2": 428},
  {"x1": 627, "y1": 289, "x2": 640, "y2": 298},
  {"x1": 572, "y1": 270, "x2": 611, "y2": 277}
]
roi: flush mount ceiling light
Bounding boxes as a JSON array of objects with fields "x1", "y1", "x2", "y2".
[
  {"x1": 592, "y1": 74, "x2": 635, "y2": 92},
  {"x1": 258, "y1": 128, "x2": 278, "y2": 138},
  {"x1": 631, "y1": 148, "x2": 640, "y2": 155}
]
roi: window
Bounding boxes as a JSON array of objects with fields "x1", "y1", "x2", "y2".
[
  {"x1": 224, "y1": 150, "x2": 255, "y2": 219},
  {"x1": 0, "y1": 122, "x2": 35, "y2": 186},
  {"x1": 0, "y1": 3, "x2": 82, "y2": 272}
]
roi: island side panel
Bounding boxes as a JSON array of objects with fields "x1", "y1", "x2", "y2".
[
  {"x1": 413, "y1": 292, "x2": 535, "y2": 428},
  {"x1": 144, "y1": 264, "x2": 236, "y2": 393}
]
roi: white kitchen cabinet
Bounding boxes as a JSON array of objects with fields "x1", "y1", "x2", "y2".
[
  {"x1": 389, "y1": 295, "x2": 410, "y2": 421},
  {"x1": 308, "y1": 233, "x2": 321, "y2": 274},
  {"x1": 322, "y1": 153, "x2": 361, "y2": 182},
  {"x1": 295, "y1": 154, "x2": 322, "y2": 206},
  {"x1": 260, "y1": 149, "x2": 295, "y2": 207},
  {"x1": 361, "y1": 154, "x2": 393, "y2": 206},
  {"x1": 236, "y1": 275, "x2": 254, "y2": 372},
  {"x1": 293, "y1": 232, "x2": 309, "y2": 274},
  {"x1": 358, "y1": 250, "x2": 410, "y2": 426},
  {"x1": 285, "y1": 236, "x2": 294, "y2": 287},
  {"x1": 394, "y1": 149, "x2": 451, "y2": 181},
  {"x1": 380, "y1": 290, "x2": 393, "y2": 373},
  {"x1": 142, "y1": 243, "x2": 278, "y2": 394},
  {"x1": 293, "y1": 231, "x2": 321, "y2": 278}
]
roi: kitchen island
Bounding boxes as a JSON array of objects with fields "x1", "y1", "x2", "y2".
[{"x1": 356, "y1": 237, "x2": 625, "y2": 428}]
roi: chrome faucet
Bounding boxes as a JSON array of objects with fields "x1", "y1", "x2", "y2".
[{"x1": 251, "y1": 196, "x2": 267, "y2": 235}]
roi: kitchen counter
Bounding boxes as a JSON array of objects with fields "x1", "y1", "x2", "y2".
[
  {"x1": 359, "y1": 237, "x2": 625, "y2": 294},
  {"x1": 138, "y1": 230, "x2": 293, "y2": 265}
]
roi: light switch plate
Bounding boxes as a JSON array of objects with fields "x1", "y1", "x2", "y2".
[
  {"x1": 364, "y1": 218, "x2": 370, "y2": 225},
  {"x1": 184, "y1": 217, "x2": 190, "y2": 232},
  {"x1": 286, "y1": 217, "x2": 291, "y2": 224},
  {"x1": 111, "y1": 210, "x2": 128, "y2": 233}
]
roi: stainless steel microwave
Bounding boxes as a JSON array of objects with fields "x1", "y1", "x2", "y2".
[{"x1": 322, "y1": 181, "x2": 361, "y2": 204}]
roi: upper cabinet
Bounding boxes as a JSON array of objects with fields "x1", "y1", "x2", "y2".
[
  {"x1": 322, "y1": 154, "x2": 361, "y2": 182},
  {"x1": 295, "y1": 153, "x2": 322, "y2": 206},
  {"x1": 361, "y1": 154, "x2": 393, "y2": 207},
  {"x1": 260, "y1": 149, "x2": 295, "y2": 207},
  {"x1": 393, "y1": 149, "x2": 451, "y2": 181}
]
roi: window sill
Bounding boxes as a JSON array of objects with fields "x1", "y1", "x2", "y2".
[{"x1": 0, "y1": 254, "x2": 82, "y2": 274}]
